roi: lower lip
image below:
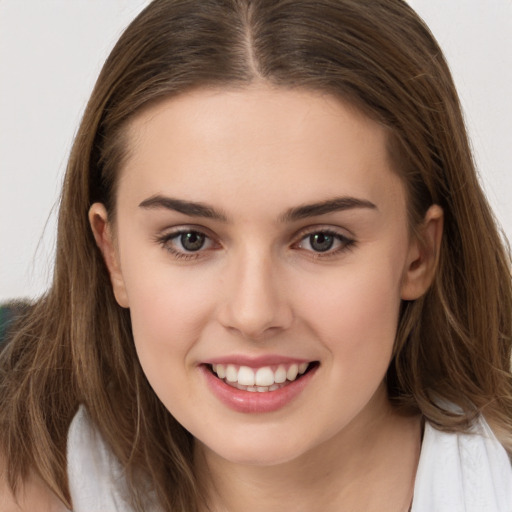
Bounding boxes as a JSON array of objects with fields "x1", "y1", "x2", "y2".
[{"x1": 200, "y1": 364, "x2": 318, "y2": 413}]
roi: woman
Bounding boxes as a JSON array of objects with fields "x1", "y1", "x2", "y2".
[{"x1": 1, "y1": 1, "x2": 511, "y2": 511}]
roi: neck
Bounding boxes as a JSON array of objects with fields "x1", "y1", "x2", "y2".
[{"x1": 194, "y1": 389, "x2": 421, "y2": 512}]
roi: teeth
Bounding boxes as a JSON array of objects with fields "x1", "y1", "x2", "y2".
[
  {"x1": 226, "y1": 364, "x2": 238, "y2": 383},
  {"x1": 286, "y1": 364, "x2": 299, "y2": 381},
  {"x1": 274, "y1": 365, "x2": 287, "y2": 383},
  {"x1": 211, "y1": 362, "x2": 312, "y2": 390},
  {"x1": 216, "y1": 364, "x2": 226, "y2": 379},
  {"x1": 255, "y1": 367, "x2": 274, "y2": 387},
  {"x1": 238, "y1": 366, "x2": 255, "y2": 386}
]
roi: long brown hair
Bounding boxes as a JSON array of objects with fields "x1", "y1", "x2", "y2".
[{"x1": 1, "y1": 0, "x2": 511, "y2": 510}]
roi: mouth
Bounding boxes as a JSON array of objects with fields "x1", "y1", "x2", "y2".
[{"x1": 206, "y1": 361, "x2": 320, "y2": 393}]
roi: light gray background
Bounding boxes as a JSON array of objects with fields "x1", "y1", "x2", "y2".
[{"x1": 1, "y1": 1, "x2": 511, "y2": 302}]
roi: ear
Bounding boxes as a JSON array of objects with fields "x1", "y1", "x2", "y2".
[
  {"x1": 89, "y1": 203, "x2": 130, "y2": 308},
  {"x1": 401, "y1": 204, "x2": 444, "y2": 300}
]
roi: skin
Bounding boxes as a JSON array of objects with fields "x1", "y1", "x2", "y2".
[
  {"x1": 90, "y1": 85, "x2": 443, "y2": 511},
  {"x1": 2, "y1": 85, "x2": 442, "y2": 511},
  {"x1": 0, "y1": 462, "x2": 66, "y2": 512}
]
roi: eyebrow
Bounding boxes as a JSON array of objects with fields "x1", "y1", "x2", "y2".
[
  {"x1": 138, "y1": 194, "x2": 377, "y2": 222},
  {"x1": 139, "y1": 195, "x2": 228, "y2": 221},
  {"x1": 280, "y1": 196, "x2": 377, "y2": 222}
]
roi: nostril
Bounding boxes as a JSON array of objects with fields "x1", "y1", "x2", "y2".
[{"x1": 217, "y1": 272, "x2": 294, "y2": 339}]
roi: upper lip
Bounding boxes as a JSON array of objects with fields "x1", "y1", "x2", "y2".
[{"x1": 202, "y1": 355, "x2": 313, "y2": 368}]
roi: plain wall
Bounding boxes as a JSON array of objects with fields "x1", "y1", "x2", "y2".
[{"x1": 0, "y1": 0, "x2": 511, "y2": 302}]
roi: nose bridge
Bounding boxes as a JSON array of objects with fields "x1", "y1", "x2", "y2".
[{"x1": 219, "y1": 244, "x2": 291, "y2": 339}]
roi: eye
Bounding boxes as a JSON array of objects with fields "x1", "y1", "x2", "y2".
[
  {"x1": 305, "y1": 232, "x2": 336, "y2": 252},
  {"x1": 295, "y1": 229, "x2": 355, "y2": 256},
  {"x1": 156, "y1": 228, "x2": 218, "y2": 259},
  {"x1": 178, "y1": 231, "x2": 206, "y2": 251}
]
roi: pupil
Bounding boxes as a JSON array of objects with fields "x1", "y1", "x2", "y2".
[
  {"x1": 181, "y1": 232, "x2": 205, "y2": 251},
  {"x1": 310, "y1": 233, "x2": 334, "y2": 252}
]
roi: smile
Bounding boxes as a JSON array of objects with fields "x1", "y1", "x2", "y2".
[
  {"x1": 202, "y1": 360, "x2": 319, "y2": 413},
  {"x1": 210, "y1": 362, "x2": 311, "y2": 392}
]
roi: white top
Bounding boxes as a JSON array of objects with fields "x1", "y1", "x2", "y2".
[
  {"x1": 67, "y1": 406, "x2": 512, "y2": 511},
  {"x1": 412, "y1": 419, "x2": 512, "y2": 511}
]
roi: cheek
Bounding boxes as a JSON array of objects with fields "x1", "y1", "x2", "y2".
[
  {"x1": 124, "y1": 271, "x2": 220, "y2": 411},
  {"x1": 297, "y1": 253, "x2": 403, "y2": 366},
  {"x1": 121, "y1": 263, "x2": 218, "y2": 370},
  {"x1": 289, "y1": 261, "x2": 403, "y2": 431}
]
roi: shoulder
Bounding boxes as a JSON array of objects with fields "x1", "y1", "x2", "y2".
[
  {"x1": 0, "y1": 452, "x2": 69, "y2": 512},
  {"x1": 0, "y1": 303, "x2": 70, "y2": 511},
  {"x1": 412, "y1": 418, "x2": 512, "y2": 512}
]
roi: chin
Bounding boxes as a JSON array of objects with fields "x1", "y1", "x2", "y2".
[{"x1": 196, "y1": 428, "x2": 318, "y2": 467}]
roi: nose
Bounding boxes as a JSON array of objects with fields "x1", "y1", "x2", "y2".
[{"x1": 217, "y1": 249, "x2": 293, "y2": 340}]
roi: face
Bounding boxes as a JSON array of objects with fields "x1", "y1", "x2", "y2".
[{"x1": 90, "y1": 86, "x2": 440, "y2": 467}]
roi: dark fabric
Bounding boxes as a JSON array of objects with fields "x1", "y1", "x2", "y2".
[
  {"x1": 0, "y1": 302, "x2": 28, "y2": 351},
  {"x1": 0, "y1": 306, "x2": 15, "y2": 349}
]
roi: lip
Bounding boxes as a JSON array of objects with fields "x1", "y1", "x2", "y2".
[
  {"x1": 203, "y1": 355, "x2": 311, "y2": 368},
  {"x1": 200, "y1": 361, "x2": 318, "y2": 414}
]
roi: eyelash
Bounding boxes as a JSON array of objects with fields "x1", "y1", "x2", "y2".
[
  {"x1": 293, "y1": 228, "x2": 356, "y2": 259},
  {"x1": 155, "y1": 227, "x2": 356, "y2": 261},
  {"x1": 155, "y1": 228, "x2": 218, "y2": 260}
]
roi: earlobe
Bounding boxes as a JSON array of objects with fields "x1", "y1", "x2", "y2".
[
  {"x1": 88, "y1": 203, "x2": 130, "y2": 308},
  {"x1": 401, "y1": 204, "x2": 444, "y2": 301}
]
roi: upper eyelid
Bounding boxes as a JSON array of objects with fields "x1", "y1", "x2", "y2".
[
  {"x1": 154, "y1": 224, "x2": 355, "y2": 248},
  {"x1": 294, "y1": 230, "x2": 353, "y2": 249},
  {"x1": 292, "y1": 224, "x2": 354, "y2": 241},
  {"x1": 155, "y1": 228, "x2": 217, "y2": 260},
  {"x1": 156, "y1": 224, "x2": 216, "y2": 240},
  {"x1": 293, "y1": 229, "x2": 356, "y2": 259},
  {"x1": 153, "y1": 226, "x2": 216, "y2": 249}
]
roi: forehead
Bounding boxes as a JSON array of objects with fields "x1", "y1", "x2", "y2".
[{"x1": 117, "y1": 85, "x2": 406, "y2": 218}]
